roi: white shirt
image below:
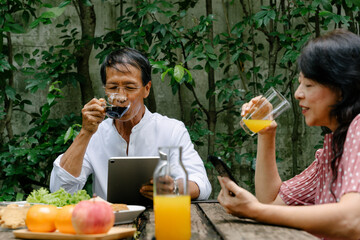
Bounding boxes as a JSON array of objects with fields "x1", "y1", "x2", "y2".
[{"x1": 50, "y1": 108, "x2": 212, "y2": 200}]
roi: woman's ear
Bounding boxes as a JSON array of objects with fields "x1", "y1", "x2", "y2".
[{"x1": 144, "y1": 81, "x2": 151, "y2": 99}]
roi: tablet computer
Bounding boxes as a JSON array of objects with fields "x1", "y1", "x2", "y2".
[{"x1": 107, "y1": 156, "x2": 159, "y2": 206}]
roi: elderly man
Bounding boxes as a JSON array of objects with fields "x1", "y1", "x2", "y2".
[{"x1": 50, "y1": 47, "x2": 211, "y2": 201}]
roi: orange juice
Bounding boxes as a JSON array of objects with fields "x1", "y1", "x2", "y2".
[
  {"x1": 154, "y1": 195, "x2": 191, "y2": 240},
  {"x1": 243, "y1": 119, "x2": 272, "y2": 133}
]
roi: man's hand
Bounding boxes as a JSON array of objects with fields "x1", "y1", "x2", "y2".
[
  {"x1": 140, "y1": 176, "x2": 177, "y2": 200},
  {"x1": 81, "y1": 98, "x2": 106, "y2": 134},
  {"x1": 140, "y1": 179, "x2": 154, "y2": 200}
]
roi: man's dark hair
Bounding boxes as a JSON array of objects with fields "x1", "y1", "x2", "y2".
[{"x1": 100, "y1": 47, "x2": 151, "y2": 86}]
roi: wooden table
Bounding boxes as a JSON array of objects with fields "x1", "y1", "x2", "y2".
[
  {"x1": 136, "y1": 201, "x2": 318, "y2": 240},
  {"x1": 1, "y1": 201, "x2": 318, "y2": 240}
]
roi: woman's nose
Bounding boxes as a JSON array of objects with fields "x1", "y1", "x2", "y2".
[{"x1": 294, "y1": 87, "x2": 303, "y2": 100}]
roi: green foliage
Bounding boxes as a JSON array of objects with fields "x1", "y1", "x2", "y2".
[
  {"x1": 29, "y1": 2, "x2": 68, "y2": 28},
  {"x1": 1, "y1": 0, "x2": 360, "y2": 199},
  {"x1": 0, "y1": 0, "x2": 82, "y2": 201},
  {"x1": 0, "y1": 113, "x2": 81, "y2": 201}
]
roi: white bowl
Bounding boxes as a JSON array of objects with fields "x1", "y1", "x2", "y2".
[{"x1": 114, "y1": 205, "x2": 146, "y2": 224}]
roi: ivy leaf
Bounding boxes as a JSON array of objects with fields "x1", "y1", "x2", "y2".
[
  {"x1": 39, "y1": 11, "x2": 56, "y2": 19},
  {"x1": 59, "y1": 0, "x2": 72, "y2": 8},
  {"x1": 39, "y1": 7, "x2": 66, "y2": 19},
  {"x1": 321, "y1": 1, "x2": 333, "y2": 11},
  {"x1": 32, "y1": 49, "x2": 39, "y2": 56},
  {"x1": 193, "y1": 65, "x2": 203, "y2": 70},
  {"x1": 184, "y1": 68, "x2": 193, "y2": 83},
  {"x1": 205, "y1": 44, "x2": 215, "y2": 54},
  {"x1": 14, "y1": 54, "x2": 24, "y2": 66},
  {"x1": 29, "y1": 19, "x2": 41, "y2": 28},
  {"x1": 0, "y1": 57, "x2": 11, "y2": 71},
  {"x1": 8, "y1": 23, "x2": 26, "y2": 34},
  {"x1": 5, "y1": 13, "x2": 14, "y2": 23},
  {"x1": 28, "y1": 137, "x2": 39, "y2": 145},
  {"x1": 208, "y1": 59, "x2": 219, "y2": 69},
  {"x1": 22, "y1": 11, "x2": 30, "y2": 24},
  {"x1": 28, "y1": 59, "x2": 36, "y2": 66},
  {"x1": 151, "y1": 60, "x2": 168, "y2": 69},
  {"x1": 173, "y1": 65, "x2": 184, "y2": 82},
  {"x1": 161, "y1": 69, "x2": 171, "y2": 82},
  {"x1": 47, "y1": 93, "x2": 56, "y2": 105},
  {"x1": 64, "y1": 127, "x2": 74, "y2": 143},
  {"x1": 48, "y1": 6, "x2": 66, "y2": 17},
  {"x1": 348, "y1": 0, "x2": 360, "y2": 7},
  {"x1": 231, "y1": 51, "x2": 241, "y2": 63},
  {"x1": 5, "y1": 86, "x2": 16, "y2": 100}
]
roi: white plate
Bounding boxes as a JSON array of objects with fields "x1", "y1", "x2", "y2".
[
  {"x1": 0, "y1": 201, "x2": 28, "y2": 206},
  {"x1": 0, "y1": 201, "x2": 46, "y2": 207},
  {"x1": 114, "y1": 205, "x2": 145, "y2": 224}
]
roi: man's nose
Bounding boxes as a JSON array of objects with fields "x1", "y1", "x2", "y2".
[
  {"x1": 115, "y1": 93, "x2": 127, "y2": 103},
  {"x1": 110, "y1": 90, "x2": 127, "y2": 104}
]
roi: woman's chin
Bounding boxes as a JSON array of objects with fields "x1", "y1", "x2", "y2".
[{"x1": 304, "y1": 118, "x2": 315, "y2": 127}]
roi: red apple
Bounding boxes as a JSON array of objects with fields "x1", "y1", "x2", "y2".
[{"x1": 72, "y1": 200, "x2": 115, "y2": 234}]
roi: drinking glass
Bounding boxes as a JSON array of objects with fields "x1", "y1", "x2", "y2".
[
  {"x1": 153, "y1": 146, "x2": 191, "y2": 240},
  {"x1": 104, "y1": 93, "x2": 130, "y2": 119},
  {"x1": 240, "y1": 87, "x2": 290, "y2": 136}
]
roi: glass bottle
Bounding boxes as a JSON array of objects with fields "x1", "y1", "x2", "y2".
[{"x1": 153, "y1": 146, "x2": 191, "y2": 240}]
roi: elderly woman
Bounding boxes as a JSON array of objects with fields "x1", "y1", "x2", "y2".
[{"x1": 218, "y1": 29, "x2": 360, "y2": 240}]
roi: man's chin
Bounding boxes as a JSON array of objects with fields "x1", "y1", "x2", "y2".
[{"x1": 115, "y1": 113, "x2": 136, "y2": 122}]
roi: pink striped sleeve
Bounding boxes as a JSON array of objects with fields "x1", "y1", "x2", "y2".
[{"x1": 279, "y1": 154, "x2": 320, "y2": 206}]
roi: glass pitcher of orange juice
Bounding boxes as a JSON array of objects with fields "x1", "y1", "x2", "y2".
[{"x1": 153, "y1": 146, "x2": 191, "y2": 240}]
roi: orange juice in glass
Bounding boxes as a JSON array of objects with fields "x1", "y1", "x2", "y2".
[
  {"x1": 154, "y1": 195, "x2": 191, "y2": 240},
  {"x1": 240, "y1": 87, "x2": 290, "y2": 136},
  {"x1": 242, "y1": 119, "x2": 272, "y2": 133},
  {"x1": 154, "y1": 146, "x2": 191, "y2": 240}
]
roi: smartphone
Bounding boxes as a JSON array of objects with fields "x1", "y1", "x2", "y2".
[{"x1": 208, "y1": 155, "x2": 238, "y2": 184}]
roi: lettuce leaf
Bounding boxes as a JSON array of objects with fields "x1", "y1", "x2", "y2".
[{"x1": 26, "y1": 187, "x2": 90, "y2": 207}]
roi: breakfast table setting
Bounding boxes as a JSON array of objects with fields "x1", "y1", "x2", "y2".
[
  {"x1": 0, "y1": 200, "x2": 318, "y2": 240},
  {"x1": 0, "y1": 145, "x2": 318, "y2": 240}
]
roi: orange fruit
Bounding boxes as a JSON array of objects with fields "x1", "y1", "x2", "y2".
[
  {"x1": 55, "y1": 205, "x2": 76, "y2": 234},
  {"x1": 25, "y1": 205, "x2": 58, "y2": 232}
]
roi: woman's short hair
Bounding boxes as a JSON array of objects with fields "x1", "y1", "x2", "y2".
[{"x1": 100, "y1": 48, "x2": 151, "y2": 86}]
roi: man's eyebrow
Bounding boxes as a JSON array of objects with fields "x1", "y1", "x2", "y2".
[{"x1": 106, "y1": 80, "x2": 139, "y2": 85}]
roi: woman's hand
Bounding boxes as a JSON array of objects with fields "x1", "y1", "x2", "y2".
[
  {"x1": 81, "y1": 98, "x2": 106, "y2": 134},
  {"x1": 217, "y1": 176, "x2": 262, "y2": 219},
  {"x1": 241, "y1": 96, "x2": 277, "y2": 135}
]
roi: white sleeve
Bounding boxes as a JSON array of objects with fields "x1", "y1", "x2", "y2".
[
  {"x1": 49, "y1": 154, "x2": 93, "y2": 194},
  {"x1": 172, "y1": 123, "x2": 212, "y2": 200}
]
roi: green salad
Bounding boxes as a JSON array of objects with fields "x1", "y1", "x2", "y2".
[{"x1": 26, "y1": 188, "x2": 91, "y2": 207}]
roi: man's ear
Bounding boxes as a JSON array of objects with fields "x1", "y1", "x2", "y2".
[{"x1": 144, "y1": 81, "x2": 151, "y2": 99}]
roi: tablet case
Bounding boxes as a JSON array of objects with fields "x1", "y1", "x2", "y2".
[{"x1": 107, "y1": 156, "x2": 159, "y2": 206}]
